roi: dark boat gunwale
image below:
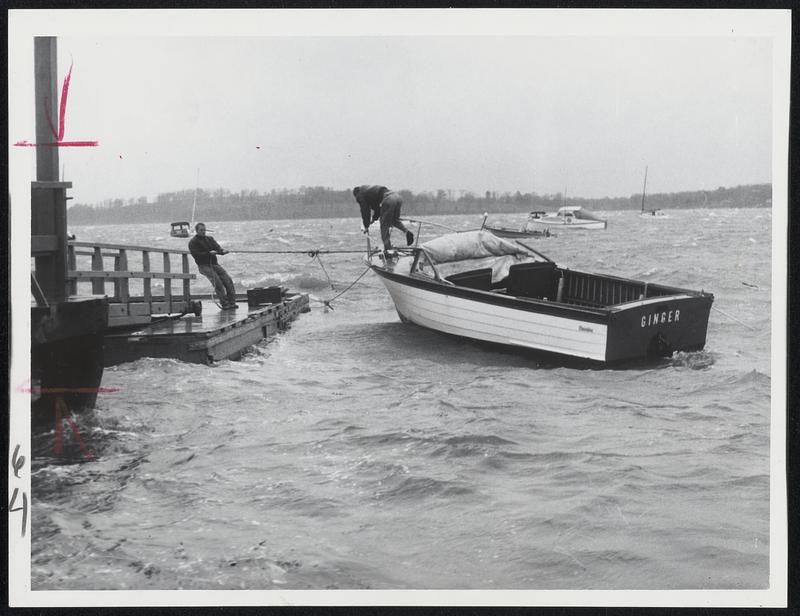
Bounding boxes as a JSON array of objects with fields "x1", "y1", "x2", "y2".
[{"x1": 370, "y1": 253, "x2": 713, "y2": 326}]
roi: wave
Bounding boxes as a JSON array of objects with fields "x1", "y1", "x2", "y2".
[
  {"x1": 669, "y1": 350, "x2": 716, "y2": 369},
  {"x1": 374, "y1": 475, "x2": 473, "y2": 502}
]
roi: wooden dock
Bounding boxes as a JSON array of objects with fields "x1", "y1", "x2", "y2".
[
  {"x1": 66, "y1": 238, "x2": 311, "y2": 365},
  {"x1": 104, "y1": 293, "x2": 310, "y2": 365}
]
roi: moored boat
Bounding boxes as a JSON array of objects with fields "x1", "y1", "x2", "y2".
[
  {"x1": 482, "y1": 223, "x2": 552, "y2": 239},
  {"x1": 368, "y1": 230, "x2": 713, "y2": 364},
  {"x1": 527, "y1": 206, "x2": 607, "y2": 230},
  {"x1": 170, "y1": 221, "x2": 191, "y2": 237},
  {"x1": 638, "y1": 166, "x2": 667, "y2": 217}
]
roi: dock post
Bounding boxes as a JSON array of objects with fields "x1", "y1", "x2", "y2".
[
  {"x1": 143, "y1": 251, "x2": 152, "y2": 306},
  {"x1": 182, "y1": 254, "x2": 191, "y2": 302},
  {"x1": 116, "y1": 249, "x2": 130, "y2": 303},
  {"x1": 163, "y1": 252, "x2": 172, "y2": 309},
  {"x1": 30, "y1": 36, "x2": 70, "y2": 303}
]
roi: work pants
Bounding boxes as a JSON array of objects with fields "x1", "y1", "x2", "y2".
[
  {"x1": 379, "y1": 192, "x2": 409, "y2": 249},
  {"x1": 198, "y1": 263, "x2": 237, "y2": 306}
]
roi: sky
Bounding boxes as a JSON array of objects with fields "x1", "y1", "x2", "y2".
[{"x1": 8, "y1": 9, "x2": 785, "y2": 206}]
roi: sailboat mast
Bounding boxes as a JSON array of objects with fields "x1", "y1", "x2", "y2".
[
  {"x1": 190, "y1": 168, "x2": 199, "y2": 226},
  {"x1": 640, "y1": 166, "x2": 648, "y2": 213}
]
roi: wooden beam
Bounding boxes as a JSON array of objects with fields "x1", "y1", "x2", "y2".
[
  {"x1": 68, "y1": 270, "x2": 196, "y2": 279},
  {"x1": 34, "y1": 37, "x2": 59, "y2": 182},
  {"x1": 31, "y1": 234, "x2": 59, "y2": 253},
  {"x1": 142, "y1": 251, "x2": 151, "y2": 302},
  {"x1": 91, "y1": 247, "x2": 105, "y2": 294},
  {"x1": 163, "y1": 253, "x2": 172, "y2": 304},
  {"x1": 69, "y1": 240, "x2": 191, "y2": 255}
]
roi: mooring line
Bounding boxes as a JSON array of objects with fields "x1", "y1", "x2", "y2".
[
  {"x1": 312, "y1": 253, "x2": 335, "y2": 290},
  {"x1": 317, "y1": 266, "x2": 373, "y2": 310},
  {"x1": 230, "y1": 249, "x2": 366, "y2": 254},
  {"x1": 712, "y1": 306, "x2": 755, "y2": 331}
]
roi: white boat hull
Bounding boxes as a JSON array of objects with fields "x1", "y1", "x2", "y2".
[
  {"x1": 379, "y1": 274, "x2": 609, "y2": 361},
  {"x1": 527, "y1": 218, "x2": 606, "y2": 230}
]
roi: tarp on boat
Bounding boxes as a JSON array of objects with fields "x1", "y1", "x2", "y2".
[{"x1": 421, "y1": 230, "x2": 527, "y2": 264}]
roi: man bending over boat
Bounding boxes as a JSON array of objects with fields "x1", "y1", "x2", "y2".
[
  {"x1": 353, "y1": 185, "x2": 414, "y2": 250},
  {"x1": 188, "y1": 222, "x2": 238, "y2": 310}
]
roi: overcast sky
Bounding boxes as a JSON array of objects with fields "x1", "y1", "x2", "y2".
[{"x1": 9, "y1": 10, "x2": 785, "y2": 205}]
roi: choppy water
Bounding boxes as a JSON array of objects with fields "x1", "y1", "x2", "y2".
[{"x1": 30, "y1": 208, "x2": 773, "y2": 591}]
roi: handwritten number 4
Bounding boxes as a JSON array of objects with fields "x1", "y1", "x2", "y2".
[
  {"x1": 10, "y1": 445, "x2": 28, "y2": 537},
  {"x1": 9, "y1": 488, "x2": 28, "y2": 538}
]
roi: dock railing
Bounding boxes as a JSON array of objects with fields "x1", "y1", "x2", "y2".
[{"x1": 67, "y1": 240, "x2": 198, "y2": 328}]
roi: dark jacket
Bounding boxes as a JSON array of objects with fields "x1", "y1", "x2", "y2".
[
  {"x1": 189, "y1": 234, "x2": 224, "y2": 266},
  {"x1": 354, "y1": 185, "x2": 389, "y2": 229}
]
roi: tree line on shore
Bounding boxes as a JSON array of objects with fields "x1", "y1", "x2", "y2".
[{"x1": 67, "y1": 183, "x2": 772, "y2": 226}]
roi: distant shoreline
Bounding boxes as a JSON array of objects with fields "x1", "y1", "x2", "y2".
[
  {"x1": 67, "y1": 183, "x2": 771, "y2": 226},
  {"x1": 68, "y1": 204, "x2": 771, "y2": 230}
]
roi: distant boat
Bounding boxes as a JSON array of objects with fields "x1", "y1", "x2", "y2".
[
  {"x1": 170, "y1": 221, "x2": 191, "y2": 238},
  {"x1": 526, "y1": 206, "x2": 607, "y2": 230},
  {"x1": 481, "y1": 213, "x2": 553, "y2": 239},
  {"x1": 482, "y1": 224, "x2": 552, "y2": 239},
  {"x1": 639, "y1": 166, "x2": 666, "y2": 218},
  {"x1": 171, "y1": 168, "x2": 199, "y2": 238}
]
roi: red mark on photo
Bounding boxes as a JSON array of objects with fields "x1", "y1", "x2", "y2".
[
  {"x1": 14, "y1": 62, "x2": 99, "y2": 148},
  {"x1": 54, "y1": 397, "x2": 94, "y2": 461},
  {"x1": 19, "y1": 385, "x2": 121, "y2": 394}
]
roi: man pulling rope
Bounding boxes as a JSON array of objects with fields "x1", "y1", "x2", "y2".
[{"x1": 188, "y1": 222, "x2": 238, "y2": 310}]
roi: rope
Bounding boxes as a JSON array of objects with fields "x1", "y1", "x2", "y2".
[
  {"x1": 401, "y1": 218, "x2": 458, "y2": 232},
  {"x1": 317, "y1": 266, "x2": 372, "y2": 310},
  {"x1": 230, "y1": 249, "x2": 366, "y2": 254},
  {"x1": 712, "y1": 306, "x2": 756, "y2": 331},
  {"x1": 312, "y1": 252, "x2": 335, "y2": 290}
]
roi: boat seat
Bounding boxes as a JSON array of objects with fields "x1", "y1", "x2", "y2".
[
  {"x1": 507, "y1": 262, "x2": 558, "y2": 300},
  {"x1": 445, "y1": 268, "x2": 493, "y2": 291}
]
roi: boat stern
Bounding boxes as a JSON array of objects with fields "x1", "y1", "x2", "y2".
[{"x1": 605, "y1": 293, "x2": 714, "y2": 362}]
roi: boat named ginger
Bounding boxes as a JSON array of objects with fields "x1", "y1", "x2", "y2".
[{"x1": 368, "y1": 230, "x2": 713, "y2": 364}]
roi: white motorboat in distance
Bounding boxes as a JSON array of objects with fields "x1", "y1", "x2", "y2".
[
  {"x1": 526, "y1": 206, "x2": 607, "y2": 230},
  {"x1": 368, "y1": 230, "x2": 713, "y2": 364}
]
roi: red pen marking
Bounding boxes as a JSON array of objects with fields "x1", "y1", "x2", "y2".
[
  {"x1": 19, "y1": 386, "x2": 121, "y2": 394},
  {"x1": 13, "y1": 61, "x2": 98, "y2": 148},
  {"x1": 53, "y1": 397, "x2": 94, "y2": 461},
  {"x1": 57, "y1": 63, "x2": 72, "y2": 141},
  {"x1": 65, "y1": 414, "x2": 94, "y2": 461},
  {"x1": 15, "y1": 140, "x2": 99, "y2": 147}
]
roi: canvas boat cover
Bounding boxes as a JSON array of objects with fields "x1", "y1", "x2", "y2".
[
  {"x1": 419, "y1": 231, "x2": 541, "y2": 284},
  {"x1": 420, "y1": 230, "x2": 528, "y2": 264}
]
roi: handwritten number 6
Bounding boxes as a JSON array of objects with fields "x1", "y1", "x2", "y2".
[{"x1": 12, "y1": 444, "x2": 25, "y2": 479}]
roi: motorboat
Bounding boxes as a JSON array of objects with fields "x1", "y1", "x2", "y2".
[
  {"x1": 368, "y1": 230, "x2": 713, "y2": 364},
  {"x1": 526, "y1": 206, "x2": 607, "y2": 230},
  {"x1": 170, "y1": 221, "x2": 191, "y2": 238},
  {"x1": 481, "y1": 223, "x2": 552, "y2": 239}
]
